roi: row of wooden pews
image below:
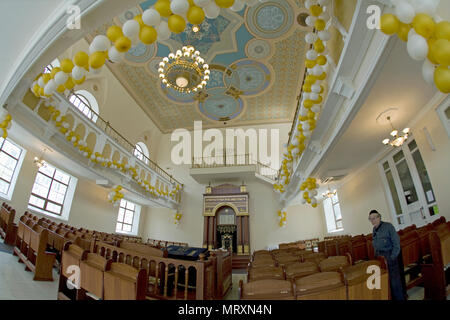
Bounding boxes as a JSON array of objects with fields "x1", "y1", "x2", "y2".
[
  {"x1": 0, "y1": 202, "x2": 17, "y2": 245},
  {"x1": 240, "y1": 247, "x2": 389, "y2": 300},
  {"x1": 147, "y1": 238, "x2": 189, "y2": 248}
]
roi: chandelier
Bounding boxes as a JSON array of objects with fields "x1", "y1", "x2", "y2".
[
  {"x1": 382, "y1": 116, "x2": 410, "y2": 147},
  {"x1": 158, "y1": 45, "x2": 210, "y2": 94},
  {"x1": 34, "y1": 148, "x2": 48, "y2": 168},
  {"x1": 322, "y1": 184, "x2": 337, "y2": 199}
]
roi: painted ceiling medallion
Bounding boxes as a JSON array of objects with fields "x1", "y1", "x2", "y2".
[{"x1": 158, "y1": 46, "x2": 210, "y2": 94}]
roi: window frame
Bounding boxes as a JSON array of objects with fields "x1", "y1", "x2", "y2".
[
  {"x1": 68, "y1": 90, "x2": 99, "y2": 123},
  {"x1": 28, "y1": 162, "x2": 77, "y2": 221},
  {"x1": 134, "y1": 142, "x2": 149, "y2": 165},
  {"x1": 323, "y1": 192, "x2": 344, "y2": 233},
  {"x1": 0, "y1": 138, "x2": 27, "y2": 201},
  {"x1": 115, "y1": 199, "x2": 141, "y2": 236}
]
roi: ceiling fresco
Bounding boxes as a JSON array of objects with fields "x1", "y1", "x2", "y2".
[{"x1": 88, "y1": 0, "x2": 310, "y2": 133}]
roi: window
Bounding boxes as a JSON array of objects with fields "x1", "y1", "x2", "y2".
[
  {"x1": 68, "y1": 90, "x2": 99, "y2": 123},
  {"x1": 116, "y1": 199, "x2": 141, "y2": 235},
  {"x1": 134, "y1": 142, "x2": 149, "y2": 164},
  {"x1": 0, "y1": 138, "x2": 26, "y2": 200},
  {"x1": 323, "y1": 193, "x2": 343, "y2": 233},
  {"x1": 44, "y1": 58, "x2": 60, "y2": 73},
  {"x1": 28, "y1": 162, "x2": 77, "y2": 220}
]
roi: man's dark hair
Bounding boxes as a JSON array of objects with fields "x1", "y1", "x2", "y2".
[{"x1": 369, "y1": 209, "x2": 380, "y2": 217}]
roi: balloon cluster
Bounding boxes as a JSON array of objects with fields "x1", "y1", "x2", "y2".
[
  {"x1": 300, "y1": 177, "x2": 319, "y2": 208},
  {"x1": 108, "y1": 185, "x2": 124, "y2": 207},
  {"x1": 274, "y1": 0, "x2": 331, "y2": 194},
  {"x1": 29, "y1": 0, "x2": 265, "y2": 99},
  {"x1": 42, "y1": 98, "x2": 181, "y2": 201},
  {"x1": 277, "y1": 210, "x2": 287, "y2": 228},
  {"x1": 174, "y1": 211, "x2": 183, "y2": 225},
  {"x1": 380, "y1": 0, "x2": 450, "y2": 93},
  {"x1": 0, "y1": 113, "x2": 12, "y2": 139}
]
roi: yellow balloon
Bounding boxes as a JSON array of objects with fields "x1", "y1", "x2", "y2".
[
  {"x1": 42, "y1": 73, "x2": 51, "y2": 84},
  {"x1": 312, "y1": 203, "x2": 318, "y2": 208},
  {"x1": 317, "y1": 72, "x2": 327, "y2": 80},
  {"x1": 305, "y1": 75, "x2": 317, "y2": 85},
  {"x1": 139, "y1": 25, "x2": 157, "y2": 44},
  {"x1": 435, "y1": 21, "x2": 450, "y2": 41},
  {"x1": 187, "y1": 0, "x2": 195, "y2": 5},
  {"x1": 316, "y1": 55, "x2": 327, "y2": 65},
  {"x1": 74, "y1": 76, "x2": 86, "y2": 85},
  {"x1": 50, "y1": 67, "x2": 61, "y2": 79},
  {"x1": 313, "y1": 95, "x2": 323, "y2": 104},
  {"x1": 154, "y1": 0, "x2": 172, "y2": 17},
  {"x1": 303, "y1": 100, "x2": 314, "y2": 109},
  {"x1": 89, "y1": 51, "x2": 106, "y2": 69},
  {"x1": 413, "y1": 13, "x2": 435, "y2": 39},
  {"x1": 315, "y1": 19, "x2": 326, "y2": 31},
  {"x1": 134, "y1": 14, "x2": 144, "y2": 27},
  {"x1": 380, "y1": 14, "x2": 400, "y2": 35},
  {"x1": 427, "y1": 38, "x2": 439, "y2": 64},
  {"x1": 305, "y1": 59, "x2": 316, "y2": 69},
  {"x1": 64, "y1": 77, "x2": 75, "y2": 90},
  {"x1": 215, "y1": 0, "x2": 234, "y2": 8},
  {"x1": 57, "y1": 84, "x2": 65, "y2": 93},
  {"x1": 434, "y1": 66, "x2": 450, "y2": 93},
  {"x1": 397, "y1": 22, "x2": 411, "y2": 42},
  {"x1": 310, "y1": 5, "x2": 323, "y2": 17},
  {"x1": 107, "y1": 25, "x2": 124, "y2": 43},
  {"x1": 187, "y1": 6, "x2": 205, "y2": 25},
  {"x1": 303, "y1": 84, "x2": 312, "y2": 92},
  {"x1": 168, "y1": 14, "x2": 186, "y2": 34},
  {"x1": 115, "y1": 36, "x2": 132, "y2": 53},
  {"x1": 60, "y1": 58, "x2": 74, "y2": 73},
  {"x1": 74, "y1": 51, "x2": 89, "y2": 67},
  {"x1": 314, "y1": 39, "x2": 325, "y2": 53},
  {"x1": 431, "y1": 39, "x2": 450, "y2": 66}
]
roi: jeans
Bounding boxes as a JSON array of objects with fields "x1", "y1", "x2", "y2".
[{"x1": 378, "y1": 251, "x2": 406, "y2": 301}]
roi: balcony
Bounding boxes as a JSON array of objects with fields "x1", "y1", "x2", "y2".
[
  {"x1": 190, "y1": 152, "x2": 278, "y2": 184},
  {"x1": 7, "y1": 89, "x2": 182, "y2": 210}
]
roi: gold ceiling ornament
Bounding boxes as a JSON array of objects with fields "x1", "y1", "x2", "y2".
[
  {"x1": 382, "y1": 116, "x2": 410, "y2": 148},
  {"x1": 158, "y1": 45, "x2": 210, "y2": 94}
]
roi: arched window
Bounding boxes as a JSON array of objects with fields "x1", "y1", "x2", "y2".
[
  {"x1": 68, "y1": 90, "x2": 99, "y2": 123},
  {"x1": 44, "y1": 58, "x2": 60, "y2": 73},
  {"x1": 134, "y1": 142, "x2": 149, "y2": 164}
]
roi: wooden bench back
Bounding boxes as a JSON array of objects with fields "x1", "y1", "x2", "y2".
[
  {"x1": 240, "y1": 279, "x2": 295, "y2": 300},
  {"x1": 103, "y1": 262, "x2": 147, "y2": 300},
  {"x1": 295, "y1": 271, "x2": 346, "y2": 300},
  {"x1": 319, "y1": 255, "x2": 350, "y2": 272},
  {"x1": 400, "y1": 231, "x2": 421, "y2": 266},
  {"x1": 248, "y1": 266, "x2": 285, "y2": 282},
  {"x1": 80, "y1": 253, "x2": 108, "y2": 299},
  {"x1": 118, "y1": 241, "x2": 167, "y2": 257}
]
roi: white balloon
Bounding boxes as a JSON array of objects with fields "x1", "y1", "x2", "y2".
[
  {"x1": 38, "y1": 77, "x2": 45, "y2": 88},
  {"x1": 171, "y1": 0, "x2": 189, "y2": 15},
  {"x1": 319, "y1": 11, "x2": 330, "y2": 22},
  {"x1": 305, "y1": 15, "x2": 316, "y2": 27},
  {"x1": 44, "y1": 79, "x2": 57, "y2": 95},
  {"x1": 299, "y1": 107, "x2": 308, "y2": 117},
  {"x1": 309, "y1": 93, "x2": 319, "y2": 101},
  {"x1": 54, "y1": 71, "x2": 68, "y2": 85},
  {"x1": 311, "y1": 84, "x2": 321, "y2": 93},
  {"x1": 143, "y1": 8, "x2": 161, "y2": 26},
  {"x1": 312, "y1": 65, "x2": 323, "y2": 76},
  {"x1": 92, "y1": 35, "x2": 110, "y2": 52},
  {"x1": 305, "y1": 32, "x2": 317, "y2": 44},
  {"x1": 108, "y1": 46, "x2": 124, "y2": 63},
  {"x1": 407, "y1": 34, "x2": 429, "y2": 61},
  {"x1": 303, "y1": 130, "x2": 312, "y2": 138},
  {"x1": 90, "y1": 67, "x2": 102, "y2": 75},
  {"x1": 157, "y1": 21, "x2": 171, "y2": 41},
  {"x1": 204, "y1": 2, "x2": 220, "y2": 19},
  {"x1": 304, "y1": 0, "x2": 314, "y2": 9},
  {"x1": 410, "y1": 0, "x2": 439, "y2": 15},
  {"x1": 306, "y1": 49, "x2": 318, "y2": 60},
  {"x1": 230, "y1": 0, "x2": 245, "y2": 12},
  {"x1": 422, "y1": 59, "x2": 436, "y2": 85},
  {"x1": 302, "y1": 121, "x2": 310, "y2": 131},
  {"x1": 318, "y1": 31, "x2": 330, "y2": 41},
  {"x1": 395, "y1": 0, "x2": 415, "y2": 24},
  {"x1": 311, "y1": 105, "x2": 321, "y2": 113},
  {"x1": 72, "y1": 66, "x2": 85, "y2": 80},
  {"x1": 122, "y1": 19, "x2": 140, "y2": 39},
  {"x1": 194, "y1": 0, "x2": 211, "y2": 8}
]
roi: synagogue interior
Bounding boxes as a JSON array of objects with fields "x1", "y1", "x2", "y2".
[{"x1": 0, "y1": 0, "x2": 449, "y2": 302}]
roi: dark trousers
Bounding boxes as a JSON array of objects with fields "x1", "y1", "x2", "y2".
[{"x1": 379, "y1": 251, "x2": 406, "y2": 301}]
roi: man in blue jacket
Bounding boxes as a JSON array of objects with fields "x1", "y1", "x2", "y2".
[{"x1": 369, "y1": 209, "x2": 405, "y2": 300}]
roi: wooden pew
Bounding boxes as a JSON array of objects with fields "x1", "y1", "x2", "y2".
[
  {"x1": 351, "y1": 235, "x2": 369, "y2": 263},
  {"x1": 104, "y1": 262, "x2": 148, "y2": 300},
  {"x1": 58, "y1": 243, "x2": 87, "y2": 300},
  {"x1": 247, "y1": 266, "x2": 285, "y2": 282},
  {"x1": 399, "y1": 230, "x2": 423, "y2": 290},
  {"x1": 211, "y1": 250, "x2": 232, "y2": 299},
  {"x1": 319, "y1": 255, "x2": 351, "y2": 272},
  {"x1": 295, "y1": 271, "x2": 347, "y2": 300},
  {"x1": 0, "y1": 203, "x2": 17, "y2": 245},
  {"x1": 285, "y1": 261, "x2": 319, "y2": 280},
  {"x1": 80, "y1": 253, "x2": 108, "y2": 300},
  {"x1": 342, "y1": 260, "x2": 389, "y2": 300},
  {"x1": 239, "y1": 279, "x2": 295, "y2": 300},
  {"x1": 421, "y1": 224, "x2": 450, "y2": 300}
]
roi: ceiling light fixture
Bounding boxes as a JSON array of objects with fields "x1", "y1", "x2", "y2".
[
  {"x1": 322, "y1": 183, "x2": 337, "y2": 199},
  {"x1": 192, "y1": 25, "x2": 200, "y2": 33},
  {"x1": 34, "y1": 148, "x2": 48, "y2": 168},
  {"x1": 158, "y1": 45, "x2": 210, "y2": 94},
  {"x1": 382, "y1": 116, "x2": 410, "y2": 147}
]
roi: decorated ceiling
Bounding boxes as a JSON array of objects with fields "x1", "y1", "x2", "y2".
[{"x1": 89, "y1": 0, "x2": 310, "y2": 133}]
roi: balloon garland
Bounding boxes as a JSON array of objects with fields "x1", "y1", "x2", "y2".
[
  {"x1": 277, "y1": 210, "x2": 287, "y2": 228},
  {"x1": 174, "y1": 211, "x2": 182, "y2": 225},
  {"x1": 380, "y1": 0, "x2": 450, "y2": 93},
  {"x1": 0, "y1": 113, "x2": 12, "y2": 139},
  {"x1": 40, "y1": 98, "x2": 181, "y2": 201},
  {"x1": 108, "y1": 185, "x2": 124, "y2": 207},
  {"x1": 300, "y1": 177, "x2": 319, "y2": 208},
  {"x1": 29, "y1": 0, "x2": 266, "y2": 99},
  {"x1": 274, "y1": 0, "x2": 331, "y2": 195}
]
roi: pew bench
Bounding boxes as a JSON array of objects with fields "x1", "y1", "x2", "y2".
[{"x1": 0, "y1": 203, "x2": 17, "y2": 245}]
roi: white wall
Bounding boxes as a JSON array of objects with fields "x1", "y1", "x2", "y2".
[{"x1": 333, "y1": 103, "x2": 450, "y2": 237}]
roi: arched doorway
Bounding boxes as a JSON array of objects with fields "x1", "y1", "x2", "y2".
[{"x1": 216, "y1": 206, "x2": 237, "y2": 253}]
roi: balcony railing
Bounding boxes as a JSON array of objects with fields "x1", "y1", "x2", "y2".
[
  {"x1": 64, "y1": 92, "x2": 181, "y2": 186},
  {"x1": 191, "y1": 152, "x2": 279, "y2": 182}
]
